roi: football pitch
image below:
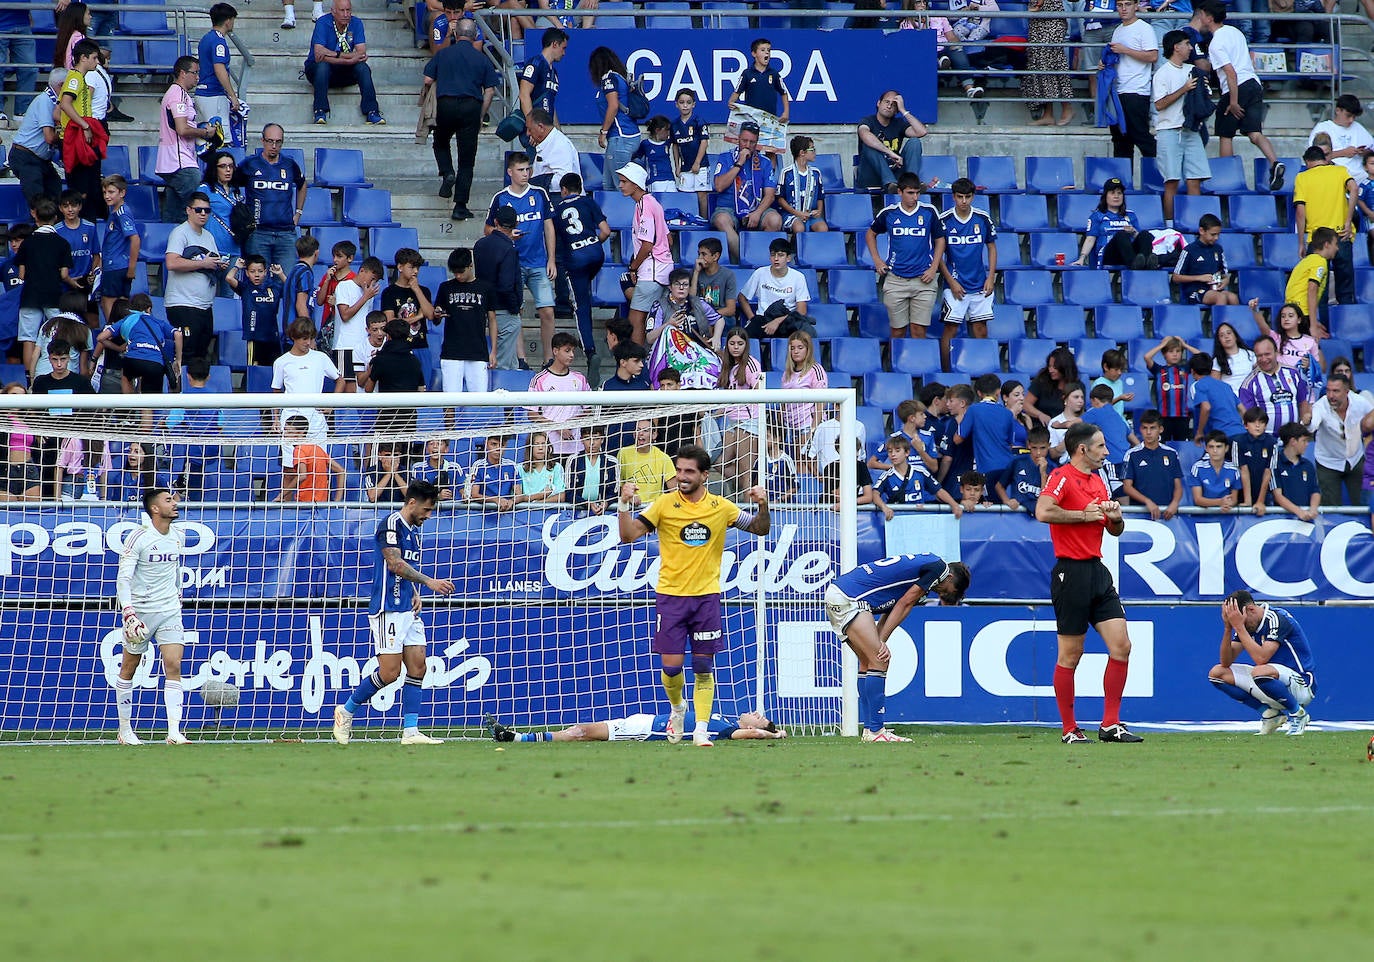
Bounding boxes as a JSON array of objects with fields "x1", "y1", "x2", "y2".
[{"x1": 1, "y1": 728, "x2": 1369, "y2": 961}]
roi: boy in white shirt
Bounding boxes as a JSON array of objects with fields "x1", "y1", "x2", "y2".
[
  {"x1": 1152, "y1": 30, "x2": 1211, "y2": 226},
  {"x1": 1106, "y1": 0, "x2": 1158, "y2": 161},
  {"x1": 271, "y1": 317, "x2": 345, "y2": 470},
  {"x1": 737, "y1": 237, "x2": 810, "y2": 340},
  {"x1": 330, "y1": 255, "x2": 383, "y2": 391}
]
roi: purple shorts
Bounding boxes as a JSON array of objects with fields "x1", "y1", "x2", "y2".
[{"x1": 652, "y1": 592, "x2": 724, "y2": 656}]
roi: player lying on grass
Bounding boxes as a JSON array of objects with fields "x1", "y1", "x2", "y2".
[
  {"x1": 825, "y1": 553, "x2": 971, "y2": 743},
  {"x1": 486, "y1": 711, "x2": 786, "y2": 742},
  {"x1": 1209, "y1": 589, "x2": 1316, "y2": 735},
  {"x1": 114, "y1": 488, "x2": 192, "y2": 746}
]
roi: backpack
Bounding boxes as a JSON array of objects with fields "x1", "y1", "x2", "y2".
[
  {"x1": 229, "y1": 200, "x2": 257, "y2": 244},
  {"x1": 621, "y1": 73, "x2": 651, "y2": 123}
]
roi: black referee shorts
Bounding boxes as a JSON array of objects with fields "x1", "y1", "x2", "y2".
[{"x1": 1050, "y1": 558, "x2": 1126, "y2": 636}]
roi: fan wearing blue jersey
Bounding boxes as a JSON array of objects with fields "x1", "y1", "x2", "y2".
[
  {"x1": 485, "y1": 151, "x2": 558, "y2": 363},
  {"x1": 487, "y1": 710, "x2": 786, "y2": 743},
  {"x1": 1070, "y1": 178, "x2": 1155, "y2": 270},
  {"x1": 554, "y1": 172, "x2": 610, "y2": 374},
  {"x1": 937, "y1": 178, "x2": 996, "y2": 370},
  {"x1": 826, "y1": 554, "x2": 971, "y2": 742},
  {"x1": 333, "y1": 480, "x2": 456, "y2": 746},
  {"x1": 866, "y1": 172, "x2": 945, "y2": 339},
  {"x1": 777, "y1": 136, "x2": 828, "y2": 235},
  {"x1": 1211, "y1": 590, "x2": 1316, "y2": 735},
  {"x1": 518, "y1": 27, "x2": 566, "y2": 124}
]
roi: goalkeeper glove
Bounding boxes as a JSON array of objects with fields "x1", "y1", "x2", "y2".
[{"x1": 122, "y1": 606, "x2": 148, "y2": 644}]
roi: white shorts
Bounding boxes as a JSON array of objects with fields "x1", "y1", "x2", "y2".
[
  {"x1": 124, "y1": 608, "x2": 186, "y2": 656},
  {"x1": 824, "y1": 583, "x2": 869, "y2": 638},
  {"x1": 369, "y1": 610, "x2": 427, "y2": 655},
  {"x1": 606, "y1": 713, "x2": 656, "y2": 741},
  {"x1": 941, "y1": 288, "x2": 995, "y2": 325},
  {"x1": 1229, "y1": 663, "x2": 1314, "y2": 711},
  {"x1": 442, "y1": 358, "x2": 489, "y2": 392},
  {"x1": 677, "y1": 169, "x2": 711, "y2": 192},
  {"x1": 647, "y1": 180, "x2": 677, "y2": 194}
]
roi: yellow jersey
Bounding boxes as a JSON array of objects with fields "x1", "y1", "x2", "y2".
[
  {"x1": 1285, "y1": 253, "x2": 1328, "y2": 309},
  {"x1": 617, "y1": 445, "x2": 676, "y2": 498},
  {"x1": 639, "y1": 490, "x2": 744, "y2": 597},
  {"x1": 1293, "y1": 163, "x2": 1353, "y2": 239},
  {"x1": 61, "y1": 69, "x2": 93, "y2": 119}
]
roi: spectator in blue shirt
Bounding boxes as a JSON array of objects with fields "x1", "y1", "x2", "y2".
[
  {"x1": 519, "y1": 26, "x2": 566, "y2": 123},
  {"x1": 98, "y1": 175, "x2": 141, "y2": 323},
  {"x1": 1232, "y1": 406, "x2": 1275, "y2": 511},
  {"x1": 996, "y1": 426, "x2": 1053, "y2": 514},
  {"x1": 1071, "y1": 178, "x2": 1156, "y2": 269},
  {"x1": 467, "y1": 435, "x2": 521, "y2": 508},
  {"x1": 632, "y1": 116, "x2": 676, "y2": 192},
  {"x1": 304, "y1": 0, "x2": 384, "y2": 126},
  {"x1": 953, "y1": 373, "x2": 1016, "y2": 479},
  {"x1": 1271, "y1": 422, "x2": 1321, "y2": 521},
  {"x1": 235, "y1": 123, "x2": 309, "y2": 273},
  {"x1": 1189, "y1": 353, "x2": 1244, "y2": 440},
  {"x1": 55, "y1": 189, "x2": 98, "y2": 297},
  {"x1": 590, "y1": 46, "x2": 641, "y2": 192},
  {"x1": 1171, "y1": 214, "x2": 1240, "y2": 306},
  {"x1": 1083, "y1": 383, "x2": 1140, "y2": 470},
  {"x1": 1190, "y1": 430, "x2": 1243, "y2": 510},
  {"x1": 727, "y1": 38, "x2": 790, "y2": 122},
  {"x1": 710, "y1": 121, "x2": 781, "y2": 263},
  {"x1": 227, "y1": 254, "x2": 287, "y2": 367},
  {"x1": 1120, "y1": 410, "x2": 1185, "y2": 519},
  {"x1": 195, "y1": 4, "x2": 244, "y2": 133},
  {"x1": 865, "y1": 172, "x2": 945, "y2": 337},
  {"x1": 10, "y1": 71, "x2": 63, "y2": 205}
]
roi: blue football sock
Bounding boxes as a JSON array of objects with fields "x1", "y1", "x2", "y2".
[
  {"x1": 867, "y1": 671, "x2": 888, "y2": 731},
  {"x1": 1210, "y1": 678, "x2": 1266, "y2": 711},
  {"x1": 1255, "y1": 676, "x2": 1298, "y2": 713},
  {"x1": 856, "y1": 672, "x2": 871, "y2": 732},
  {"x1": 401, "y1": 674, "x2": 424, "y2": 731},
  {"x1": 344, "y1": 670, "x2": 384, "y2": 715}
]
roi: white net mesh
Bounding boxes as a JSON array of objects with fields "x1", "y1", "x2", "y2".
[{"x1": 0, "y1": 389, "x2": 856, "y2": 742}]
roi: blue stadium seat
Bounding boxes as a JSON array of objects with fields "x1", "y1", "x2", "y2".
[
  {"x1": 212, "y1": 298, "x2": 240, "y2": 334},
  {"x1": 0, "y1": 184, "x2": 24, "y2": 222},
  {"x1": 654, "y1": 191, "x2": 697, "y2": 215},
  {"x1": 123, "y1": 185, "x2": 161, "y2": 223},
  {"x1": 1118, "y1": 371, "x2": 1153, "y2": 412},
  {"x1": 217, "y1": 330, "x2": 248, "y2": 371},
  {"x1": 1202, "y1": 155, "x2": 1250, "y2": 194},
  {"x1": 994, "y1": 233, "x2": 1026, "y2": 270},
  {"x1": 1000, "y1": 194, "x2": 1052, "y2": 233},
  {"x1": 369, "y1": 227, "x2": 420, "y2": 266},
  {"x1": 856, "y1": 233, "x2": 890, "y2": 270},
  {"x1": 312, "y1": 149, "x2": 373, "y2": 188},
  {"x1": 1330, "y1": 305, "x2": 1374, "y2": 342},
  {"x1": 796, "y1": 232, "x2": 849, "y2": 269},
  {"x1": 1025, "y1": 156, "x2": 1076, "y2": 193},
  {"x1": 645, "y1": 2, "x2": 693, "y2": 29},
  {"x1": 1036, "y1": 304, "x2": 1087, "y2": 339},
  {"x1": 342, "y1": 187, "x2": 399, "y2": 228},
  {"x1": 921, "y1": 155, "x2": 960, "y2": 189},
  {"x1": 179, "y1": 364, "x2": 233, "y2": 394},
  {"x1": 1029, "y1": 232, "x2": 1080, "y2": 268},
  {"x1": 596, "y1": 191, "x2": 635, "y2": 231},
  {"x1": 1261, "y1": 232, "x2": 1301, "y2": 267},
  {"x1": 1121, "y1": 271, "x2": 1172, "y2": 307},
  {"x1": 492, "y1": 369, "x2": 533, "y2": 392},
  {"x1": 1358, "y1": 372, "x2": 1374, "y2": 392},
  {"x1": 1153, "y1": 304, "x2": 1204, "y2": 338},
  {"x1": 1140, "y1": 157, "x2": 1164, "y2": 195},
  {"x1": 143, "y1": 39, "x2": 186, "y2": 73},
  {"x1": 310, "y1": 226, "x2": 361, "y2": 257},
  {"x1": 1070, "y1": 339, "x2": 1117, "y2": 377},
  {"x1": 863, "y1": 372, "x2": 916, "y2": 410},
  {"x1": 828, "y1": 269, "x2": 880, "y2": 306},
  {"x1": 105, "y1": 38, "x2": 140, "y2": 76},
  {"x1": 807, "y1": 303, "x2": 851, "y2": 339},
  {"x1": 813, "y1": 153, "x2": 848, "y2": 193},
  {"x1": 831, "y1": 337, "x2": 883, "y2": 374},
  {"x1": 591, "y1": 269, "x2": 627, "y2": 306},
  {"x1": 1094, "y1": 305, "x2": 1144, "y2": 340},
  {"x1": 1131, "y1": 194, "x2": 1165, "y2": 231},
  {"x1": 1056, "y1": 194, "x2": 1098, "y2": 234},
  {"x1": 1223, "y1": 238, "x2": 1258, "y2": 268},
  {"x1": 856, "y1": 406, "x2": 887, "y2": 449},
  {"x1": 1355, "y1": 273, "x2": 1374, "y2": 308},
  {"x1": 1210, "y1": 304, "x2": 1261, "y2": 343},
  {"x1": 1228, "y1": 194, "x2": 1285, "y2": 233},
  {"x1": 136, "y1": 222, "x2": 175, "y2": 263},
  {"x1": 1236, "y1": 269, "x2": 1285, "y2": 306},
  {"x1": 738, "y1": 232, "x2": 776, "y2": 269},
  {"x1": 986, "y1": 304, "x2": 1027, "y2": 341},
  {"x1": 1009, "y1": 338, "x2": 1052, "y2": 375},
  {"x1": 797, "y1": 267, "x2": 820, "y2": 300},
  {"x1": 950, "y1": 339, "x2": 1002, "y2": 375},
  {"x1": 857, "y1": 305, "x2": 890, "y2": 339},
  {"x1": 120, "y1": 9, "x2": 176, "y2": 33},
  {"x1": 278, "y1": 148, "x2": 308, "y2": 176},
  {"x1": 766, "y1": 339, "x2": 792, "y2": 372},
  {"x1": 579, "y1": 152, "x2": 604, "y2": 187},
  {"x1": 967, "y1": 155, "x2": 1019, "y2": 193},
  {"x1": 827, "y1": 193, "x2": 877, "y2": 233},
  {"x1": 889, "y1": 338, "x2": 942, "y2": 376},
  {"x1": 1062, "y1": 270, "x2": 1114, "y2": 307},
  {"x1": 1174, "y1": 194, "x2": 1224, "y2": 228},
  {"x1": 131, "y1": 261, "x2": 150, "y2": 296},
  {"x1": 104, "y1": 144, "x2": 132, "y2": 182},
  {"x1": 676, "y1": 230, "x2": 731, "y2": 264},
  {"x1": 1084, "y1": 156, "x2": 1133, "y2": 192},
  {"x1": 135, "y1": 146, "x2": 164, "y2": 185},
  {"x1": 1003, "y1": 270, "x2": 1056, "y2": 307},
  {"x1": 1323, "y1": 337, "x2": 1353, "y2": 369},
  {"x1": 245, "y1": 366, "x2": 274, "y2": 393},
  {"x1": 297, "y1": 189, "x2": 338, "y2": 228},
  {"x1": 1255, "y1": 157, "x2": 1302, "y2": 195}
]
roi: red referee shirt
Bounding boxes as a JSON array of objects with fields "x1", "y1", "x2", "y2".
[{"x1": 1043, "y1": 464, "x2": 1111, "y2": 559}]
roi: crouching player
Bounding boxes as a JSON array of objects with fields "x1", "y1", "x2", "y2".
[
  {"x1": 114, "y1": 488, "x2": 192, "y2": 745},
  {"x1": 825, "y1": 553, "x2": 971, "y2": 742},
  {"x1": 486, "y1": 711, "x2": 786, "y2": 743},
  {"x1": 1209, "y1": 590, "x2": 1316, "y2": 735},
  {"x1": 333, "y1": 480, "x2": 456, "y2": 745}
]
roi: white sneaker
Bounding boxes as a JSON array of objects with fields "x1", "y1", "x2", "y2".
[
  {"x1": 1257, "y1": 708, "x2": 1284, "y2": 735},
  {"x1": 0, "y1": 112, "x2": 9, "y2": 129},
  {"x1": 165, "y1": 732, "x2": 191, "y2": 745},
  {"x1": 666, "y1": 703, "x2": 686, "y2": 744},
  {"x1": 861, "y1": 728, "x2": 912, "y2": 743},
  {"x1": 693, "y1": 730, "x2": 713, "y2": 747},
  {"x1": 400, "y1": 731, "x2": 444, "y2": 745},
  {"x1": 332, "y1": 705, "x2": 353, "y2": 745},
  {"x1": 117, "y1": 729, "x2": 142, "y2": 746},
  {"x1": 281, "y1": 16, "x2": 296, "y2": 29},
  {"x1": 1287, "y1": 708, "x2": 1311, "y2": 736}
]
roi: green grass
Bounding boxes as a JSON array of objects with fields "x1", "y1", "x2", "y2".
[{"x1": 2, "y1": 728, "x2": 1371, "y2": 961}]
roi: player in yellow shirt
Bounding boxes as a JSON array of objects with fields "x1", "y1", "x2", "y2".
[
  {"x1": 1285, "y1": 227, "x2": 1338, "y2": 330},
  {"x1": 615, "y1": 419, "x2": 676, "y2": 501},
  {"x1": 618, "y1": 444, "x2": 770, "y2": 746}
]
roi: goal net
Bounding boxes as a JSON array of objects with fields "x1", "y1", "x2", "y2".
[{"x1": 0, "y1": 388, "x2": 858, "y2": 743}]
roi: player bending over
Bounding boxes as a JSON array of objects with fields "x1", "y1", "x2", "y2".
[
  {"x1": 826, "y1": 553, "x2": 971, "y2": 742},
  {"x1": 114, "y1": 488, "x2": 192, "y2": 745},
  {"x1": 1209, "y1": 590, "x2": 1316, "y2": 735},
  {"x1": 618, "y1": 445, "x2": 770, "y2": 747},
  {"x1": 486, "y1": 711, "x2": 786, "y2": 743},
  {"x1": 333, "y1": 480, "x2": 456, "y2": 745}
]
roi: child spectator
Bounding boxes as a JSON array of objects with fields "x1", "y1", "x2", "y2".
[
  {"x1": 1189, "y1": 353, "x2": 1244, "y2": 440},
  {"x1": 33, "y1": 294, "x2": 92, "y2": 380},
  {"x1": 645, "y1": 266, "x2": 725, "y2": 359},
  {"x1": 363, "y1": 319, "x2": 425, "y2": 446},
  {"x1": 937, "y1": 382, "x2": 976, "y2": 494},
  {"x1": 1090, "y1": 348, "x2": 1133, "y2": 419},
  {"x1": 316, "y1": 238, "x2": 357, "y2": 355},
  {"x1": 937, "y1": 177, "x2": 997, "y2": 370},
  {"x1": 353, "y1": 311, "x2": 389, "y2": 392},
  {"x1": 1144, "y1": 335, "x2": 1202, "y2": 441},
  {"x1": 1082, "y1": 382, "x2": 1140, "y2": 474},
  {"x1": 957, "y1": 470, "x2": 994, "y2": 512},
  {"x1": 1047, "y1": 381, "x2": 1086, "y2": 462},
  {"x1": 365, "y1": 444, "x2": 409, "y2": 505},
  {"x1": 616, "y1": 418, "x2": 676, "y2": 502},
  {"x1": 31, "y1": 337, "x2": 96, "y2": 499},
  {"x1": 529, "y1": 331, "x2": 591, "y2": 458},
  {"x1": 1250, "y1": 297, "x2": 1323, "y2": 378},
  {"x1": 271, "y1": 317, "x2": 344, "y2": 457},
  {"x1": 331, "y1": 254, "x2": 383, "y2": 388},
  {"x1": 106, "y1": 440, "x2": 163, "y2": 503},
  {"x1": 57, "y1": 40, "x2": 103, "y2": 214},
  {"x1": 467, "y1": 434, "x2": 520, "y2": 510},
  {"x1": 16, "y1": 197, "x2": 74, "y2": 376},
  {"x1": 952, "y1": 372, "x2": 1016, "y2": 480},
  {"x1": 515, "y1": 430, "x2": 566, "y2": 506},
  {"x1": 1285, "y1": 226, "x2": 1338, "y2": 332},
  {"x1": 564, "y1": 425, "x2": 618, "y2": 516},
  {"x1": 1171, "y1": 214, "x2": 1239, "y2": 306},
  {"x1": 1120, "y1": 410, "x2": 1185, "y2": 520},
  {"x1": 602, "y1": 339, "x2": 650, "y2": 392},
  {"x1": 278, "y1": 413, "x2": 345, "y2": 504},
  {"x1": 631, "y1": 115, "x2": 676, "y2": 193},
  {"x1": 1190, "y1": 429, "x2": 1242, "y2": 511},
  {"x1": 226, "y1": 253, "x2": 287, "y2": 367},
  {"x1": 778, "y1": 135, "x2": 828, "y2": 236},
  {"x1": 282, "y1": 234, "x2": 321, "y2": 333},
  {"x1": 1270, "y1": 422, "x2": 1321, "y2": 522},
  {"x1": 876, "y1": 434, "x2": 959, "y2": 518},
  {"x1": 485, "y1": 151, "x2": 556, "y2": 363},
  {"x1": 691, "y1": 237, "x2": 738, "y2": 323},
  {"x1": 866, "y1": 172, "x2": 945, "y2": 340},
  {"x1": 671, "y1": 88, "x2": 711, "y2": 218},
  {"x1": 807, "y1": 403, "x2": 868, "y2": 490},
  {"x1": 997, "y1": 425, "x2": 1053, "y2": 513},
  {"x1": 653, "y1": 367, "x2": 698, "y2": 458},
  {"x1": 96, "y1": 296, "x2": 177, "y2": 408},
  {"x1": 868, "y1": 398, "x2": 935, "y2": 475},
  {"x1": 717, "y1": 326, "x2": 763, "y2": 493},
  {"x1": 1232, "y1": 406, "x2": 1275, "y2": 512},
  {"x1": 764, "y1": 425, "x2": 797, "y2": 501},
  {"x1": 553, "y1": 172, "x2": 610, "y2": 379},
  {"x1": 472, "y1": 205, "x2": 525, "y2": 370},
  {"x1": 778, "y1": 329, "x2": 827, "y2": 457},
  {"x1": 56, "y1": 188, "x2": 98, "y2": 299},
  {"x1": 738, "y1": 237, "x2": 813, "y2": 341},
  {"x1": 382, "y1": 247, "x2": 435, "y2": 350},
  {"x1": 1359, "y1": 150, "x2": 1374, "y2": 264},
  {"x1": 411, "y1": 438, "x2": 462, "y2": 501},
  {"x1": 727, "y1": 37, "x2": 790, "y2": 122},
  {"x1": 1, "y1": 384, "x2": 41, "y2": 503},
  {"x1": 99, "y1": 176, "x2": 140, "y2": 323},
  {"x1": 434, "y1": 246, "x2": 495, "y2": 392}
]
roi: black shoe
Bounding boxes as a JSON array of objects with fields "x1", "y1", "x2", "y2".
[
  {"x1": 484, "y1": 714, "x2": 516, "y2": 742},
  {"x1": 1131, "y1": 251, "x2": 1159, "y2": 271},
  {"x1": 1062, "y1": 728, "x2": 1091, "y2": 745},
  {"x1": 518, "y1": 359, "x2": 531, "y2": 371},
  {"x1": 450, "y1": 204, "x2": 472, "y2": 221},
  {"x1": 439, "y1": 174, "x2": 455, "y2": 199},
  {"x1": 1097, "y1": 723, "x2": 1143, "y2": 743},
  {"x1": 1268, "y1": 161, "x2": 1287, "y2": 192},
  {"x1": 106, "y1": 108, "x2": 135, "y2": 123}
]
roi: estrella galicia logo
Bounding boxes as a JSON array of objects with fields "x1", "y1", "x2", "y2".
[{"x1": 681, "y1": 521, "x2": 711, "y2": 547}]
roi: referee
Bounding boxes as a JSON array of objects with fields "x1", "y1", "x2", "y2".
[{"x1": 1035, "y1": 422, "x2": 1143, "y2": 745}]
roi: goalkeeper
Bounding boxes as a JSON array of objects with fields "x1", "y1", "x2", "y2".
[
  {"x1": 113, "y1": 488, "x2": 192, "y2": 745},
  {"x1": 618, "y1": 445, "x2": 770, "y2": 747},
  {"x1": 487, "y1": 711, "x2": 786, "y2": 743}
]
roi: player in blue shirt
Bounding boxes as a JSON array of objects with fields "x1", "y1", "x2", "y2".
[
  {"x1": 518, "y1": 27, "x2": 566, "y2": 122},
  {"x1": 727, "y1": 38, "x2": 790, "y2": 121},
  {"x1": 333, "y1": 479, "x2": 456, "y2": 746},
  {"x1": 1188, "y1": 353, "x2": 1244, "y2": 439},
  {"x1": 938, "y1": 178, "x2": 997, "y2": 369},
  {"x1": 1120, "y1": 411, "x2": 1185, "y2": 519},
  {"x1": 553, "y1": 173, "x2": 610, "y2": 367},
  {"x1": 226, "y1": 254, "x2": 287, "y2": 366},
  {"x1": 1211, "y1": 590, "x2": 1316, "y2": 735},
  {"x1": 827, "y1": 553, "x2": 971, "y2": 742},
  {"x1": 1270, "y1": 421, "x2": 1320, "y2": 522},
  {"x1": 995, "y1": 426, "x2": 1052, "y2": 514},
  {"x1": 1071, "y1": 178, "x2": 1153, "y2": 270},
  {"x1": 866, "y1": 172, "x2": 946, "y2": 337},
  {"x1": 55, "y1": 189, "x2": 98, "y2": 295},
  {"x1": 99, "y1": 176, "x2": 141, "y2": 322},
  {"x1": 488, "y1": 709, "x2": 787, "y2": 742},
  {"x1": 631, "y1": 116, "x2": 676, "y2": 191},
  {"x1": 1171, "y1": 214, "x2": 1239, "y2": 306},
  {"x1": 953, "y1": 373, "x2": 1016, "y2": 479},
  {"x1": 1189, "y1": 430, "x2": 1243, "y2": 509},
  {"x1": 671, "y1": 88, "x2": 710, "y2": 215}
]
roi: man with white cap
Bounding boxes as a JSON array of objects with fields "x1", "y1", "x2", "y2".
[{"x1": 619, "y1": 161, "x2": 672, "y2": 344}]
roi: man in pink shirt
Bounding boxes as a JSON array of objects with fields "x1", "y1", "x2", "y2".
[
  {"x1": 618, "y1": 161, "x2": 672, "y2": 345},
  {"x1": 156, "y1": 56, "x2": 218, "y2": 223},
  {"x1": 527, "y1": 331, "x2": 591, "y2": 457}
]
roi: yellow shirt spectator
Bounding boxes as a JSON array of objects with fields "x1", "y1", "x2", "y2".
[
  {"x1": 617, "y1": 443, "x2": 676, "y2": 499},
  {"x1": 1285, "y1": 252, "x2": 1329, "y2": 309},
  {"x1": 61, "y1": 68, "x2": 93, "y2": 119},
  {"x1": 1293, "y1": 162, "x2": 1354, "y2": 240}
]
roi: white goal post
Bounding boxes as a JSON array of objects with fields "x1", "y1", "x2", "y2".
[{"x1": 0, "y1": 388, "x2": 859, "y2": 742}]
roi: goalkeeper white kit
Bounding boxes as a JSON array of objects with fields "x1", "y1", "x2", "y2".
[{"x1": 117, "y1": 525, "x2": 185, "y2": 615}]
